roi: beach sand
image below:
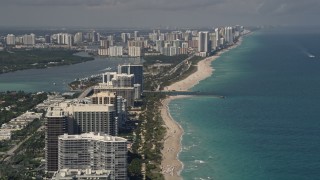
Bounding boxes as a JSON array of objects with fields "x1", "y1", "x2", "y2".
[{"x1": 160, "y1": 37, "x2": 243, "y2": 179}]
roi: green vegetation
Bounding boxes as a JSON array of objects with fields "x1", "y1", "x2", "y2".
[
  {"x1": 68, "y1": 76, "x2": 101, "y2": 91},
  {"x1": 0, "y1": 49, "x2": 94, "y2": 74},
  {"x1": 143, "y1": 54, "x2": 188, "y2": 65},
  {"x1": 0, "y1": 91, "x2": 47, "y2": 127},
  {"x1": 143, "y1": 55, "x2": 204, "y2": 91},
  {"x1": 141, "y1": 93, "x2": 166, "y2": 179},
  {"x1": 0, "y1": 131, "x2": 46, "y2": 179},
  {"x1": 11, "y1": 118, "x2": 42, "y2": 141},
  {"x1": 161, "y1": 56, "x2": 203, "y2": 89}
]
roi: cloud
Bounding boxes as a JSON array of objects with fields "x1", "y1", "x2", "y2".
[
  {"x1": 134, "y1": 0, "x2": 224, "y2": 11},
  {"x1": 0, "y1": 0, "x2": 225, "y2": 10},
  {"x1": 0, "y1": 0, "x2": 130, "y2": 7},
  {"x1": 256, "y1": 0, "x2": 320, "y2": 15}
]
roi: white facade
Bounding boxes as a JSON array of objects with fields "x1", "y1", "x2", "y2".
[
  {"x1": 215, "y1": 28, "x2": 220, "y2": 47},
  {"x1": 169, "y1": 47, "x2": 178, "y2": 56},
  {"x1": 6, "y1": 34, "x2": 15, "y2": 45},
  {"x1": 224, "y1": 27, "x2": 234, "y2": 44},
  {"x1": 58, "y1": 133, "x2": 127, "y2": 180},
  {"x1": 109, "y1": 46, "x2": 123, "y2": 57},
  {"x1": 198, "y1": 31, "x2": 209, "y2": 54},
  {"x1": 98, "y1": 48, "x2": 108, "y2": 56},
  {"x1": 74, "y1": 32, "x2": 83, "y2": 44},
  {"x1": 121, "y1": 33, "x2": 127, "y2": 43},
  {"x1": 51, "y1": 169, "x2": 111, "y2": 180},
  {"x1": 102, "y1": 72, "x2": 134, "y2": 88},
  {"x1": 72, "y1": 104, "x2": 117, "y2": 135},
  {"x1": 23, "y1": 34, "x2": 35, "y2": 45},
  {"x1": 128, "y1": 46, "x2": 141, "y2": 57},
  {"x1": 57, "y1": 33, "x2": 73, "y2": 46},
  {"x1": 100, "y1": 40, "x2": 110, "y2": 49}
]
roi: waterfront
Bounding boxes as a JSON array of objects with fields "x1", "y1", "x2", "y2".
[
  {"x1": 169, "y1": 28, "x2": 320, "y2": 179},
  {"x1": 0, "y1": 53, "x2": 141, "y2": 92}
]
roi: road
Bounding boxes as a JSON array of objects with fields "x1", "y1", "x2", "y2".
[
  {"x1": 78, "y1": 86, "x2": 94, "y2": 98},
  {"x1": 2, "y1": 125, "x2": 45, "y2": 162}
]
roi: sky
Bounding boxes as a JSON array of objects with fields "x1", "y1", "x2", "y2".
[{"x1": 0, "y1": 0, "x2": 319, "y2": 28}]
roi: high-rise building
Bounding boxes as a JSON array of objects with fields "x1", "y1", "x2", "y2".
[
  {"x1": 226, "y1": 27, "x2": 234, "y2": 44},
  {"x1": 23, "y1": 33, "x2": 36, "y2": 46},
  {"x1": 169, "y1": 47, "x2": 178, "y2": 56},
  {"x1": 108, "y1": 46, "x2": 123, "y2": 57},
  {"x1": 118, "y1": 64, "x2": 143, "y2": 92},
  {"x1": 102, "y1": 72, "x2": 117, "y2": 84},
  {"x1": 100, "y1": 39, "x2": 110, "y2": 49},
  {"x1": 209, "y1": 33, "x2": 218, "y2": 50},
  {"x1": 15, "y1": 36, "x2": 24, "y2": 45},
  {"x1": 198, "y1": 31, "x2": 209, "y2": 54},
  {"x1": 45, "y1": 34, "x2": 51, "y2": 44},
  {"x1": 215, "y1": 28, "x2": 220, "y2": 48},
  {"x1": 45, "y1": 107, "x2": 69, "y2": 173},
  {"x1": 155, "y1": 40, "x2": 164, "y2": 52},
  {"x1": 6, "y1": 34, "x2": 15, "y2": 45},
  {"x1": 178, "y1": 47, "x2": 188, "y2": 55},
  {"x1": 91, "y1": 91, "x2": 117, "y2": 105},
  {"x1": 45, "y1": 102, "x2": 118, "y2": 173},
  {"x1": 134, "y1": 31, "x2": 139, "y2": 40},
  {"x1": 121, "y1": 33, "x2": 128, "y2": 43},
  {"x1": 173, "y1": 40, "x2": 182, "y2": 48},
  {"x1": 94, "y1": 85, "x2": 136, "y2": 107},
  {"x1": 161, "y1": 47, "x2": 170, "y2": 56},
  {"x1": 128, "y1": 46, "x2": 141, "y2": 57},
  {"x1": 116, "y1": 74, "x2": 135, "y2": 88},
  {"x1": 66, "y1": 34, "x2": 73, "y2": 46},
  {"x1": 159, "y1": 33, "x2": 165, "y2": 41},
  {"x1": 90, "y1": 31, "x2": 100, "y2": 42},
  {"x1": 107, "y1": 73, "x2": 135, "y2": 88},
  {"x1": 181, "y1": 42, "x2": 189, "y2": 49},
  {"x1": 74, "y1": 32, "x2": 83, "y2": 44},
  {"x1": 58, "y1": 133, "x2": 127, "y2": 180},
  {"x1": 128, "y1": 40, "x2": 144, "y2": 48},
  {"x1": 72, "y1": 104, "x2": 117, "y2": 136},
  {"x1": 90, "y1": 91, "x2": 127, "y2": 130},
  {"x1": 57, "y1": 33, "x2": 73, "y2": 46}
]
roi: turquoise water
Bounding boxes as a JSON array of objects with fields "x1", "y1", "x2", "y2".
[
  {"x1": 0, "y1": 54, "x2": 141, "y2": 92},
  {"x1": 169, "y1": 28, "x2": 320, "y2": 180}
]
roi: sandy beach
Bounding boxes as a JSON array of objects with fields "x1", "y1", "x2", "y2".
[{"x1": 160, "y1": 37, "x2": 243, "y2": 179}]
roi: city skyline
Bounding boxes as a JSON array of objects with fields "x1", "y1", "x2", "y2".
[{"x1": 0, "y1": 0, "x2": 320, "y2": 28}]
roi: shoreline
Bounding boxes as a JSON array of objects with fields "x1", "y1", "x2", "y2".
[{"x1": 160, "y1": 37, "x2": 244, "y2": 179}]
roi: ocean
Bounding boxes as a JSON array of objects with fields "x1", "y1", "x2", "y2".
[{"x1": 169, "y1": 28, "x2": 320, "y2": 180}]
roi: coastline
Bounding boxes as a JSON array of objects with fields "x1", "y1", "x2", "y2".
[{"x1": 160, "y1": 37, "x2": 243, "y2": 179}]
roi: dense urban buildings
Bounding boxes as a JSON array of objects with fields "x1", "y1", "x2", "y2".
[
  {"x1": 2, "y1": 26, "x2": 245, "y2": 57},
  {"x1": 118, "y1": 64, "x2": 144, "y2": 92},
  {"x1": 44, "y1": 61, "x2": 144, "y2": 176},
  {"x1": 0, "y1": 25, "x2": 248, "y2": 179}
]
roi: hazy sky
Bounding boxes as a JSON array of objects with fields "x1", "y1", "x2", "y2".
[{"x1": 0, "y1": 0, "x2": 319, "y2": 28}]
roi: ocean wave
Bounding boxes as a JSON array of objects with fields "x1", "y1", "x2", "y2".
[
  {"x1": 183, "y1": 165, "x2": 199, "y2": 172},
  {"x1": 194, "y1": 160, "x2": 206, "y2": 164},
  {"x1": 194, "y1": 177, "x2": 213, "y2": 180}
]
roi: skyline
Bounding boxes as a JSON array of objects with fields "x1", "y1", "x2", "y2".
[{"x1": 0, "y1": 0, "x2": 320, "y2": 28}]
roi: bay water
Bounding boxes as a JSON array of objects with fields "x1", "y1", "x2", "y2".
[{"x1": 0, "y1": 53, "x2": 141, "y2": 92}]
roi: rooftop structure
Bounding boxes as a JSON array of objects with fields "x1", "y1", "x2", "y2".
[{"x1": 51, "y1": 169, "x2": 111, "y2": 180}]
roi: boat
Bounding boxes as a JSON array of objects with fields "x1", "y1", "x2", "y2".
[{"x1": 309, "y1": 55, "x2": 315, "y2": 58}]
